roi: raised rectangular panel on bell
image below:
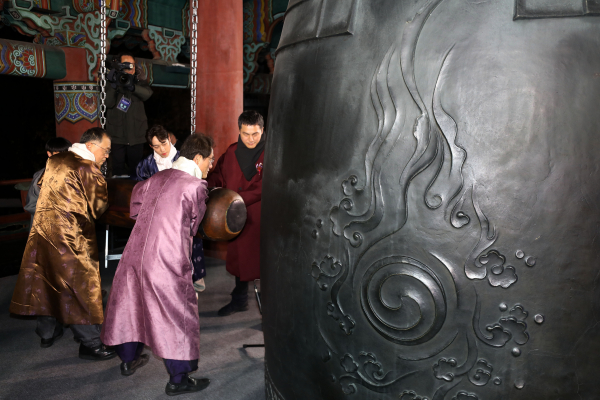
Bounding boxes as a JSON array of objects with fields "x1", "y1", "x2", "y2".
[
  {"x1": 277, "y1": 0, "x2": 357, "y2": 51},
  {"x1": 513, "y1": 0, "x2": 600, "y2": 19}
]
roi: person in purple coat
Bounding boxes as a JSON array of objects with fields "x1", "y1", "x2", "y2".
[{"x1": 101, "y1": 134, "x2": 215, "y2": 396}]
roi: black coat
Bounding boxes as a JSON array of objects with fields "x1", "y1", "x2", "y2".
[{"x1": 105, "y1": 82, "x2": 153, "y2": 145}]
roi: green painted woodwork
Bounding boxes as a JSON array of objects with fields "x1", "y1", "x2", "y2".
[
  {"x1": 152, "y1": 63, "x2": 189, "y2": 87},
  {"x1": 37, "y1": 0, "x2": 190, "y2": 30},
  {"x1": 0, "y1": 39, "x2": 65, "y2": 79},
  {"x1": 13, "y1": 0, "x2": 33, "y2": 8},
  {"x1": 44, "y1": 46, "x2": 67, "y2": 79},
  {"x1": 148, "y1": 0, "x2": 188, "y2": 31},
  {"x1": 270, "y1": 21, "x2": 283, "y2": 49},
  {"x1": 49, "y1": 0, "x2": 74, "y2": 14},
  {"x1": 272, "y1": 0, "x2": 288, "y2": 16}
]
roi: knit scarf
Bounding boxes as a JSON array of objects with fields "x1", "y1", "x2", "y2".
[{"x1": 234, "y1": 133, "x2": 265, "y2": 181}]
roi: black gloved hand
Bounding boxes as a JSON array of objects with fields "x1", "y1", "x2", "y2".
[
  {"x1": 124, "y1": 82, "x2": 136, "y2": 93},
  {"x1": 107, "y1": 69, "x2": 119, "y2": 89}
]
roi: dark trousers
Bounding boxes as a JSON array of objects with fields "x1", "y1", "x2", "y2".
[
  {"x1": 115, "y1": 341, "x2": 145, "y2": 363},
  {"x1": 231, "y1": 276, "x2": 249, "y2": 305},
  {"x1": 111, "y1": 143, "x2": 144, "y2": 177},
  {"x1": 36, "y1": 316, "x2": 102, "y2": 348},
  {"x1": 116, "y1": 342, "x2": 198, "y2": 384},
  {"x1": 191, "y1": 237, "x2": 206, "y2": 281}
]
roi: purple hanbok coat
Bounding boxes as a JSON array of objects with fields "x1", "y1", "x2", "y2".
[{"x1": 101, "y1": 169, "x2": 208, "y2": 360}]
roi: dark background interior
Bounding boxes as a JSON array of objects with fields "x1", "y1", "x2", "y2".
[{"x1": 0, "y1": 23, "x2": 271, "y2": 277}]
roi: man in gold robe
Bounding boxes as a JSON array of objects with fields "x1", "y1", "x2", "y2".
[{"x1": 10, "y1": 127, "x2": 116, "y2": 361}]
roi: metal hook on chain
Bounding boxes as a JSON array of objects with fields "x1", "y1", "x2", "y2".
[
  {"x1": 99, "y1": 0, "x2": 108, "y2": 129},
  {"x1": 190, "y1": 0, "x2": 198, "y2": 135},
  {"x1": 97, "y1": 1, "x2": 197, "y2": 134}
]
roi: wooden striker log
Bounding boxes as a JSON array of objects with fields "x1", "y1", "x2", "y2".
[{"x1": 97, "y1": 179, "x2": 247, "y2": 241}]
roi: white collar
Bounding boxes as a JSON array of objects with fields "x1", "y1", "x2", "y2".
[
  {"x1": 69, "y1": 143, "x2": 96, "y2": 162},
  {"x1": 154, "y1": 142, "x2": 177, "y2": 171},
  {"x1": 172, "y1": 156, "x2": 203, "y2": 179}
]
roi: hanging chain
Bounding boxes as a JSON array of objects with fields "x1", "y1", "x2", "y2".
[
  {"x1": 190, "y1": 0, "x2": 198, "y2": 135},
  {"x1": 99, "y1": 0, "x2": 108, "y2": 129}
]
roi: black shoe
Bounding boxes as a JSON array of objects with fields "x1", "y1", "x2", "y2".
[
  {"x1": 40, "y1": 330, "x2": 64, "y2": 348},
  {"x1": 217, "y1": 301, "x2": 249, "y2": 317},
  {"x1": 121, "y1": 354, "x2": 149, "y2": 376},
  {"x1": 78, "y1": 343, "x2": 118, "y2": 361},
  {"x1": 165, "y1": 376, "x2": 210, "y2": 396}
]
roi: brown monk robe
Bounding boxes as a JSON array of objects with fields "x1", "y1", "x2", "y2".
[{"x1": 10, "y1": 128, "x2": 115, "y2": 359}]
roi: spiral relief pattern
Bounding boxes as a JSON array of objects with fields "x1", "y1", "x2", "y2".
[{"x1": 361, "y1": 256, "x2": 447, "y2": 345}]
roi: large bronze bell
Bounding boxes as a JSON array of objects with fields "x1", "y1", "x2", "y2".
[{"x1": 261, "y1": 0, "x2": 600, "y2": 398}]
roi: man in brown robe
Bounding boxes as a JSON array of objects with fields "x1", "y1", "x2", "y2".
[{"x1": 10, "y1": 127, "x2": 116, "y2": 361}]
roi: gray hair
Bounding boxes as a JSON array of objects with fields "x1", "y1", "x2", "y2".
[{"x1": 80, "y1": 127, "x2": 110, "y2": 144}]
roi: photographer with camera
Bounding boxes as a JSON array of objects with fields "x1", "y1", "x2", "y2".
[{"x1": 105, "y1": 51, "x2": 153, "y2": 178}]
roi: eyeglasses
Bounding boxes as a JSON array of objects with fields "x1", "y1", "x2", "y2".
[
  {"x1": 91, "y1": 142, "x2": 111, "y2": 155},
  {"x1": 209, "y1": 157, "x2": 215, "y2": 164}
]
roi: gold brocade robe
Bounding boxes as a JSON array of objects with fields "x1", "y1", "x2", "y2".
[{"x1": 10, "y1": 151, "x2": 108, "y2": 325}]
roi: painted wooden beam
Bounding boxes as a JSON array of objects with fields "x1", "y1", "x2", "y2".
[{"x1": 0, "y1": 39, "x2": 66, "y2": 79}]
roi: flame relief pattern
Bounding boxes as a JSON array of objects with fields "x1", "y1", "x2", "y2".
[{"x1": 308, "y1": 0, "x2": 539, "y2": 398}]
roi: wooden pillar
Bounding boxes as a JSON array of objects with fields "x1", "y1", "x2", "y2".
[
  {"x1": 53, "y1": 47, "x2": 99, "y2": 144},
  {"x1": 191, "y1": 0, "x2": 243, "y2": 161},
  {"x1": 191, "y1": 1, "x2": 243, "y2": 261}
]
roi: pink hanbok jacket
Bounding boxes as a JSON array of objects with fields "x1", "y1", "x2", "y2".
[{"x1": 101, "y1": 169, "x2": 208, "y2": 360}]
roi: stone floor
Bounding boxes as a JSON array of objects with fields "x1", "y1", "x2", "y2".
[{"x1": 0, "y1": 256, "x2": 265, "y2": 400}]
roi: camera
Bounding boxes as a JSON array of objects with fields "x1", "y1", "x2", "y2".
[{"x1": 107, "y1": 60, "x2": 136, "y2": 92}]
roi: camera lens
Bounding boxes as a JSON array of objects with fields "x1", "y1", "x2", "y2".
[{"x1": 120, "y1": 74, "x2": 128, "y2": 84}]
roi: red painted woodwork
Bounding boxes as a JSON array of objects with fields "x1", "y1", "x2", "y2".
[
  {"x1": 56, "y1": 119, "x2": 98, "y2": 145},
  {"x1": 0, "y1": 212, "x2": 30, "y2": 225},
  {"x1": 0, "y1": 179, "x2": 33, "y2": 186},
  {"x1": 191, "y1": 0, "x2": 243, "y2": 161},
  {"x1": 54, "y1": 47, "x2": 99, "y2": 144},
  {"x1": 56, "y1": 48, "x2": 89, "y2": 81}
]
